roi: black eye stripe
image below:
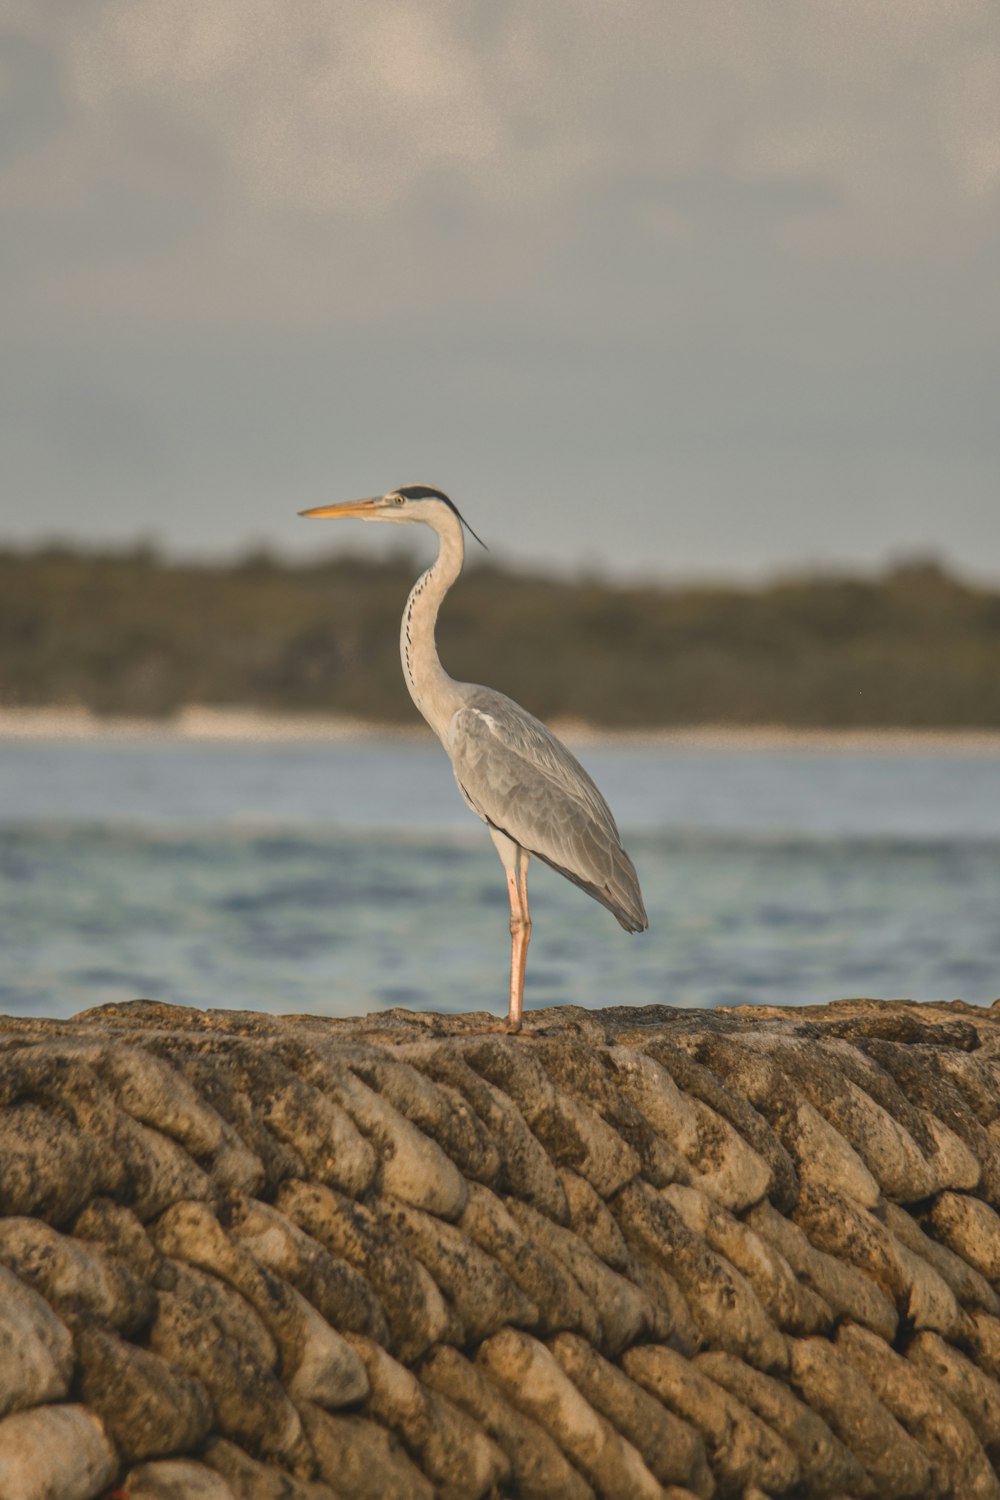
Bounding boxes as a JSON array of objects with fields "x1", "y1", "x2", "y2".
[
  {"x1": 390, "y1": 483, "x2": 488, "y2": 551},
  {"x1": 395, "y1": 484, "x2": 452, "y2": 503}
]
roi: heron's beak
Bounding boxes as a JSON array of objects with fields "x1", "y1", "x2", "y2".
[{"x1": 298, "y1": 498, "x2": 380, "y2": 519}]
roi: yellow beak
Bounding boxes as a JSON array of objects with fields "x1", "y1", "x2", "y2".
[{"x1": 298, "y1": 498, "x2": 380, "y2": 519}]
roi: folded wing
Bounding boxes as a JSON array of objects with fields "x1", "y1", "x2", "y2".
[{"x1": 447, "y1": 688, "x2": 648, "y2": 932}]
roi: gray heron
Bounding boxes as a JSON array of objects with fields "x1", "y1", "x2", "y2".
[{"x1": 300, "y1": 484, "x2": 647, "y2": 1029}]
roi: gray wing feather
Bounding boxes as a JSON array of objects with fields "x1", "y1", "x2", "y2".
[{"x1": 447, "y1": 687, "x2": 648, "y2": 932}]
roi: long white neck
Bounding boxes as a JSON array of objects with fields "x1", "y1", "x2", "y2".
[{"x1": 400, "y1": 507, "x2": 466, "y2": 741}]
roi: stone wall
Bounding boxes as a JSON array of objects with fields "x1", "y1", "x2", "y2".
[{"x1": 2, "y1": 998, "x2": 1000, "y2": 1499}]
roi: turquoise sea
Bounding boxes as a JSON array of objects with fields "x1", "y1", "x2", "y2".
[{"x1": 2, "y1": 737, "x2": 999, "y2": 1019}]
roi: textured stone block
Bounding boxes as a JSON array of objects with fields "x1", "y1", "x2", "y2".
[
  {"x1": 777, "y1": 1047, "x2": 938, "y2": 1202},
  {"x1": 681, "y1": 1038, "x2": 879, "y2": 1208},
  {"x1": 508, "y1": 1196, "x2": 657, "y2": 1355},
  {"x1": 746, "y1": 1200, "x2": 898, "y2": 1342},
  {"x1": 788, "y1": 1335, "x2": 931, "y2": 1499},
  {"x1": 375, "y1": 1194, "x2": 537, "y2": 1341},
  {"x1": 455, "y1": 1035, "x2": 557, "y2": 1125},
  {"x1": 623, "y1": 1342, "x2": 800, "y2": 1497},
  {"x1": 792, "y1": 1185, "x2": 961, "y2": 1336},
  {"x1": 123, "y1": 1118, "x2": 214, "y2": 1221},
  {"x1": 836, "y1": 1321, "x2": 999, "y2": 1500},
  {"x1": 663, "y1": 1182, "x2": 831, "y2": 1336},
  {"x1": 420, "y1": 1344, "x2": 594, "y2": 1500},
  {"x1": 149, "y1": 1285, "x2": 312, "y2": 1474},
  {"x1": 882, "y1": 1199, "x2": 1000, "y2": 1315},
  {"x1": 623, "y1": 1248, "x2": 699, "y2": 1351},
  {"x1": 865, "y1": 1040, "x2": 999, "y2": 1199},
  {"x1": 647, "y1": 1037, "x2": 799, "y2": 1211},
  {"x1": 460, "y1": 1181, "x2": 600, "y2": 1340},
  {"x1": 173, "y1": 1050, "x2": 306, "y2": 1198},
  {"x1": 935, "y1": 1052, "x2": 1000, "y2": 1129},
  {"x1": 95, "y1": 1043, "x2": 226, "y2": 1156},
  {"x1": 550, "y1": 1331, "x2": 713, "y2": 1496},
  {"x1": 604, "y1": 1046, "x2": 701, "y2": 1155},
  {"x1": 401, "y1": 1044, "x2": 569, "y2": 1206},
  {"x1": 906, "y1": 1329, "x2": 1000, "y2": 1464},
  {"x1": 203, "y1": 1436, "x2": 339, "y2": 1499},
  {"x1": 539, "y1": 1043, "x2": 691, "y2": 1189},
  {"x1": 76, "y1": 1322, "x2": 212, "y2": 1466},
  {"x1": 0, "y1": 1404, "x2": 116, "y2": 1500},
  {"x1": 161, "y1": 1258, "x2": 277, "y2": 1370},
  {"x1": 248, "y1": 1064, "x2": 377, "y2": 1199},
  {"x1": 0, "y1": 1264, "x2": 73, "y2": 1419},
  {"x1": 300, "y1": 1405, "x2": 433, "y2": 1500},
  {"x1": 967, "y1": 1311, "x2": 1000, "y2": 1384},
  {"x1": 0, "y1": 1101, "x2": 102, "y2": 1227},
  {"x1": 342, "y1": 1046, "x2": 503, "y2": 1185},
  {"x1": 122, "y1": 1459, "x2": 237, "y2": 1498},
  {"x1": 615, "y1": 1180, "x2": 788, "y2": 1372},
  {"x1": 0, "y1": 1216, "x2": 155, "y2": 1335},
  {"x1": 478, "y1": 1328, "x2": 663, "y2": 1500},
  {"x1": 275, "y1": 1180, "x2": 452, "y2": 1361},
  {"x1": 921, "y1": 1111, "x2": 983, "y2": 1192},
  {"x1": 346, "y1": 1335, "x2": 509, "y2": 1500},
  {"x1": 329, "y1": 1066, "x2": 467, "y2": 1219},
  {"x1": 695, "y1": 1349, "x2": 870, "y2": 1498},
  {"x1": 419, "y1": 1054, "x2": 571, "y2": 1220},
  {"x1": 151, "y1": 1200, "x2": 369, "y2": 1407},
  {"x1": 558, "y1": 1168, "x2": 630, "y2": 1270},
  {"x1": 72, "y1": 1197, "x2": 162, "y2": 1283},
  {"x1": 227, "y1": 1195, "x2": 390, "y2": 1344},
  {"x1": 928, "y1": 1192, "x2": 1000, "y2": 1281},
  {"x1": 684, "y1": 1096, "x2": 773, "y2": 1213},
  {"x1": 531, "y1": 1091, "x2": 641, "y2": 1197}
]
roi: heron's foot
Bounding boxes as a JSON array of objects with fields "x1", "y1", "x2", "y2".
[{"x1": 460, "y1": 1017, "x2": 535, "y2": 1037}]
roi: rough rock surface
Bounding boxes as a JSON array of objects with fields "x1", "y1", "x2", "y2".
[{"x1": 2, "y1": 997, "x2": 1000, "y2": 1499}]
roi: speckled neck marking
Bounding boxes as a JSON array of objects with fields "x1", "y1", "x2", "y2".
[{"x1": 399, "y1": 505, "x2": 466, "y2": 740}]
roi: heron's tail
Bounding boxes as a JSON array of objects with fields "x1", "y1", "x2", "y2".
[
  {"x1": 536, "y1": 844, "x2": 648, "y2": 933},
  {"x1": 606, "y1": 845, "x2": 648, "y2": 933}
]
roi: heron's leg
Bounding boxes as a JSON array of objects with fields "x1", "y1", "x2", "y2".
[
  {"x1": 487, "y1": 828, "x2": 532, "y2": 1032},
  {"x1": 507, "y1": 848, "x2": 531, "y2": 1031}
]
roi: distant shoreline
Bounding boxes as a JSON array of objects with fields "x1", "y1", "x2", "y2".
[{"x1": 3, "y1": 704, "x2": 1000, "y2": 755}]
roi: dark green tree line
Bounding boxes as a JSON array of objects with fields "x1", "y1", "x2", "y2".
[{"x1": 2, "y1": 546, "x2": 999, "y2": 727}]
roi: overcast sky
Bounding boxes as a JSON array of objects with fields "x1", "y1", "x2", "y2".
[{"x1": 2, "y1": 1, "x2": 999, "y2": 579}]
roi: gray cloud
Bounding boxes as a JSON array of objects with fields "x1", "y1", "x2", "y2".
[{"x1": 1, "y1": 1, "x2": 998, "y2": 577}]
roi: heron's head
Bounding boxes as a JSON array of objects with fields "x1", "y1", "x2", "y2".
[{"x1": 299, "y1": 484, "x2": 486, "y2": 546}]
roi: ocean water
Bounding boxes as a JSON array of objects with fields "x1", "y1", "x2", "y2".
[{"x1": 2, "y1": 737, "x2": 999, "y2": 1020}]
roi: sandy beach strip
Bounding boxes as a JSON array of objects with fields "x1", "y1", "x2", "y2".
[{"x1": 2, "y1": 704, "x2": 1000, "y2": 755}]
